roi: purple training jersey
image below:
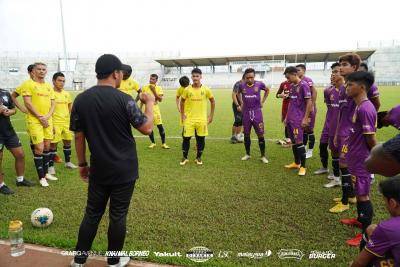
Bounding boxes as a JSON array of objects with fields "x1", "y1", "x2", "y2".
[
  {"x1": 366, "y1": 216, "x2": 400, "y2": 266},
  {"x1": 347, "y1": 100, "x2": 377, "y2": 196},
  {"x1": 286, "y1": 80, "x2": 311, "y2": 124},
  {"x1": 337, "y1": 83, "x2": 379, "y2": 137},
  {"x1": 320, "y1": 85, "x2": 334, "y2": 143},
  {"x1": 302, "y1": 76, "x2": 314, "y2": 88},
  {"x1": 239, "y1": 81, "x2": 266, "y2": 111},
  {"x1": 348, "y1": 100, "x2": 377, "y2": 158},
  {"x1": 328, "y1": 86, "x2": 341, "y2": 137},
  {"x1": 369, "y1": 83, "x2": 380, "y2": 100},
  {"x1": 388, "y1": 105, "x2": 400, "y2": 130}
]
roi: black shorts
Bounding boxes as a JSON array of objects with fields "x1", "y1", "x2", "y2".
[
  {"x1": 232, "y1": 102, "x2": 243, "y2": 127},
  {"x1": 0, "y1": 132, "x2": 22, "y2": 151}
]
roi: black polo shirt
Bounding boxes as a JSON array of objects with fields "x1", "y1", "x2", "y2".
[
  {"x1": 70, "y1": 85, "x2": 147, "y2": 185},
  {"x1": 0, "y1": 89, "x2": 16, "y2": 137}
]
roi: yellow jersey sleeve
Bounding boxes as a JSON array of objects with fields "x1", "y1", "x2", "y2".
[
  {"x1": 205, "y1": 87, "x2": 214, "y2": 99},
  {"x1": 15, "y1": 79, "x2": 33, "y2": 96},
  {"x1": 15, "y1": 84, "x2": 24, "y2": 96},
  {"x1": 67, "y1": 92, "x2": 72, "y2": 104},
  {"x1": 141, "y1": 84, "x2": 149, "y2": 93},
  {"x1": 50, "y1": 88, "x2": 55, "y2": 100},
  {"x1": 176, "y1": 86, "x2": 184, "y2": 97},
  {"x1": 181, "y1": 88, "x2": 188, "y2": 99},
  {"x1": 157, "y1": 86, "x2": 164, "y2": 96},
  {"x1": 21, "y1": 82, "x2": 33, "y2": 97}
]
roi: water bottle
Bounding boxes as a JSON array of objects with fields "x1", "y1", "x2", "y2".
[{"x1": 9, "y1": 220, "x2": 25, "y2": 257}]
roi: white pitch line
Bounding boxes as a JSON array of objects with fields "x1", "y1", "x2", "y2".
[
  {"x1": 14, "y1": 132, "x2": 388, "y2": 144},
  {"x1": 15, "y1": 131, "x2": 279, "y2": 142}
]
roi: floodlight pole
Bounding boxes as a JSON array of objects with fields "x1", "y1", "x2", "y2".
[{"x1": 59, "y1": 0, "x2": 68, "y2": 71}]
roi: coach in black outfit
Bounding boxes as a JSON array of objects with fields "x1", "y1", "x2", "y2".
[{"x1": 70, "y1": 54, "x2": 154, "y2": 267}]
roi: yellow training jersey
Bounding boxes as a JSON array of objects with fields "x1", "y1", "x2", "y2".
[
  {"x1": 176, "y1": 86, "x2": 189, "y2": 114},
  {"x1": 142, "y1": 84, "x2": 163, "y2": 105},
  {"x1": 53, "y1": 90, "x2": 72, "y2": 125},
  {"x1": 21, "y1": 81, "x2": 55, "y2": 123},
  {"x1": 181, "y1": 85, "x2": 213, "y2": 122},
  {"x1": 15, "y1": 79, "x2": 35, "y2": 96},
  {"x1": 119, "y1": 77, "x2": 140, "y2": 96}
]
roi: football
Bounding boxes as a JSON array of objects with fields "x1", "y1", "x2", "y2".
[{"x1": 31, "y1": 208, "x2": 53, "y2": 228}]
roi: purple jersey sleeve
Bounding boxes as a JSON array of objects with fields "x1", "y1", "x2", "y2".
[
  {"x1": 359, "y1": 104, "x2": 377, "y2": 134},
  {"x1": 388, "y1": 105, "x2": 400, "y2": 129},
  {"x1": 324, "y1": 87, "x2": 331, "y2": 105},
  {"x1": 259, "y1": 81, "x2": 267, "y2": 91},
  {"x1": 237, "y1": 82, "x2": 244, "y2": 94},
  {"x1": 368, "y1": 84, "x2": 380, "y2": 99},
  {"x1": 366, "y1": 224, "x2": 391, "y2": 258},
  {"x1": 302, "y1": 82, "x2": 311, "y2": 99},
  {"x1": 304, "y1": 76, "x2": 314, "y2": 87},
  {"x1": 233, "y1": 81, "x2": 241, "y2": 93}
]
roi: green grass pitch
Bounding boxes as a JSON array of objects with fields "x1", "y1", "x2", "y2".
[{"x1": 0, "y1": 86, "x2": 399, "y2": 266}]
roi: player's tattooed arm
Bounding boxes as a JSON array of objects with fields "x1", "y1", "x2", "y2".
[{"x1": 11, "y1": 91, "x2": 27, "y2": 113}]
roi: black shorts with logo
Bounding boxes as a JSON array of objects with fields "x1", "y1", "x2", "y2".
[
  {"x1": 232, "y1": 102, "x2": 243, "y2": 127},
  {"x1": 0, "y1": 131, "x2": 22, "y2": 151}
]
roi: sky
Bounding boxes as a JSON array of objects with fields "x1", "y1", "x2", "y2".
[{"x1": 0, "y1": 0, "x2": 399, "y2": 58}]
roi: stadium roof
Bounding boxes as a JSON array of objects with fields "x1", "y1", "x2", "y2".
[{"x1": 155, "y1": 49, "x2": 376, "y2": 67}]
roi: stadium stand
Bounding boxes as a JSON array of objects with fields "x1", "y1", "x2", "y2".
[{"x1": 0, "y1": 43, "x2": 399, "y2": 90}]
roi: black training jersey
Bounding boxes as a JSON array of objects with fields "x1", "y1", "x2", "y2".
[
  {"x1": 0, "y1": 89, "x2": 16, "y2": 136},
  {"x1": 70, "y1": 85, "x2": 147, "y2": 185}
]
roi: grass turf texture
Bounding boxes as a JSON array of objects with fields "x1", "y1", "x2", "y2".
[{"x1": 0, "y1": 86, "x2": 399, "y2": 267}]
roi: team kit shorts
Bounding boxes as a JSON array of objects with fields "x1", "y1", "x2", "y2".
[
  {"x1": 153, "y1": 105, "x2": 163, "y2": 125},
  {"x1": 0, "y1": 131, "x2": 22, "y2": 151},
  {"x1": 52, "y1": 123, "x2": 73, "y2": 143},
  {"x1": 337, "y1": 135, "x2": 349, "y2": 165},
  {"x1": 183, "y1": 120, "x2": 208, "y2": 137},
  {"x1": 242, "y1": 108, "x2": 264, "y2": 136},
  {"x1": 27, "y1": 120, "x2": 54, "y2": 145},
  {"x1": 286, "y1": 122, "x2": 303, "y2": 144},
  {"x1": 347, "y1": 152, "x2": 372, "y2": 196}
]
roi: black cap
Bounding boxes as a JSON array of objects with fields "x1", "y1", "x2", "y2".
[
  {"x1": 95, "y1": 54, "x2": 123, "y2": 75},
  {"x1": 121, "y1": 64, "x2": 132, "y2": 72}
]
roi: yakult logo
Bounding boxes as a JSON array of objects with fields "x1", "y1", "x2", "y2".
[{"x1": 309, "y1": 250, "x2": 336, "y2": 259}]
